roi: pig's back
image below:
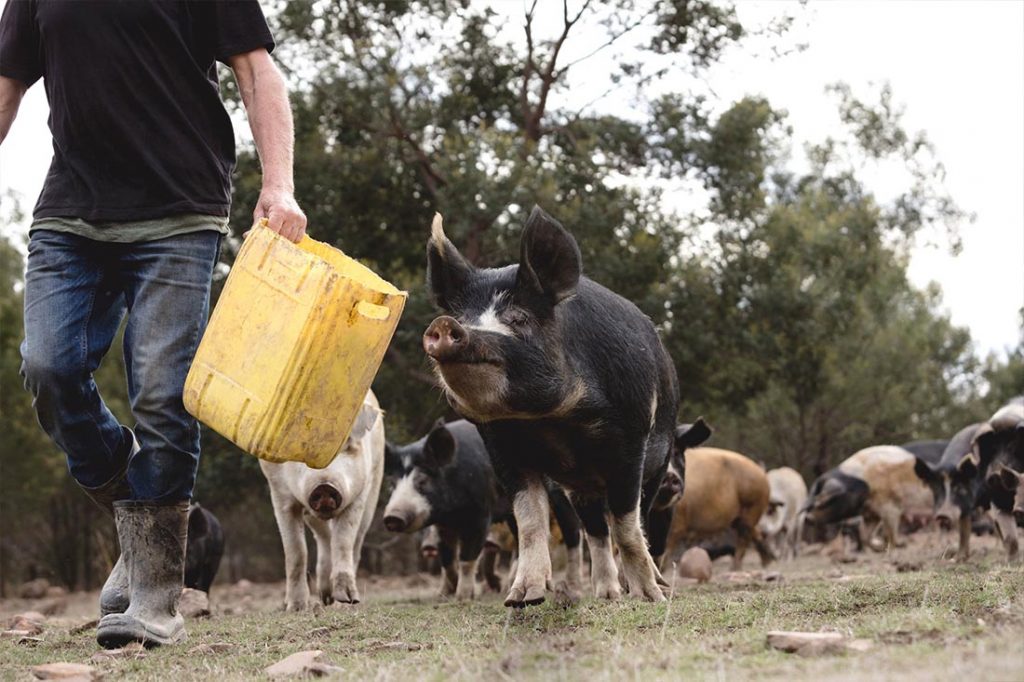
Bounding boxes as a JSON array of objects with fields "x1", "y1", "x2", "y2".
[{"x1": 677, "y1": 448, "x2": 769, "y2": 534}]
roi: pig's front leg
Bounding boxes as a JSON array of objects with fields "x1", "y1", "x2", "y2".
[
  {"x1": 455, "y1": 521, "x2": 488, "y2": 600},
  {"x1": 504, "y1": 478, "x2": 551, "y2": 607},
  {"x1": 437, "y1": 527, "x2": 459, "y2": 597},
  {"x1": 328, "y1": 506, "x2": 364, "y2": 604},
  {"x1": 992, "y1": 507, "x2": 1020, "y2": 560},
  {"x1": 608, "y1": 465, "x2": 665, "y2": 602},
  {"x1": 955, "y1": 515, "x2": 971, "y2": 562},
  {"x1": 269, "y1": 493, "x2": 310, "y2": 612},
  {"x1": 306, "y1": 517, "x2": 334, "y2": 605}
]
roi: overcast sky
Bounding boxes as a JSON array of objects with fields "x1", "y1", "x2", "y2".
[{"x1": 1, "y1": 0, "x2": 1021, "y2": 358}]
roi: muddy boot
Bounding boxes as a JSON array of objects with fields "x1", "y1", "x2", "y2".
[
  {"x1": 96, "y1": 500, "x2": 189, "y2": 648},
  {"x1": 78, "y1": 429, "x2": 139, "y2": 616}
]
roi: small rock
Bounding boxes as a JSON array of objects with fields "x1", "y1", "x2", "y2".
[
  {"x1": 91, "y1": 642, "x2": 146, "y2": 662},
  {"x1": 266, "y1": 650, "x2": 331, "y2": 678},
  {"x1": 763, "y1": 571, "x2": 782, "y2": 582},
  {"x1": 31, "y1": 662, "x2": 101, "y2": 680},
  {"x1": 767, "y1": 631, "x2": 846, "y2": 657},
  {"x1": 19, "y1": 578, "x2": 51, "y2": 599},
  {"x1": 2, "y1": 629, "x2": 35, "y2": 638},
  {"x1": 179, "y1": 588, "x2": 211, "y2": 618},
  {"x1": 189, "y1": 642, "x2": 234, "y2": 655},
  {"x1": 365, "y1": 640, "x2": 424, "y2": 652},
  {"x1": 7, "y1": 611, "x2": 45, "y2": 635},
  {"x1": 307, "y1": 627, "x2": 332, "y2": 638},
  {"x1": 677, "y1": 548, "x2": 712, "y2": 583},
  {"x1": 846, "y1": 638, "x2": 874, "y2": 652}
]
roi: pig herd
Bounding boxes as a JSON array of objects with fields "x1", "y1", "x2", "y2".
[{"x1": 186, "y1": 207, "x2": 1023, "y2": 612}]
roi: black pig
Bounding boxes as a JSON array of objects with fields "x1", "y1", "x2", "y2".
[
  {"x1": 184, "y1": 503, "x2": 223, "y2": 593},
  {"x1": 382, "y1": 419, "x2": 584, "y2": 599},
  {"x1": 423, "y1": 207, "x2": 679, "y2": 606}
]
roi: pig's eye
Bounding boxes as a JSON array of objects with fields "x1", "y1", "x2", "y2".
[{"x1": 503, "y1": 309, "x2": 530, "y2": 329}]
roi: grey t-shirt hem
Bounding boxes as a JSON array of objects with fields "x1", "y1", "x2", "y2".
[{"x1": 31, "y1": 214, "x2": 231, "y2": 243}]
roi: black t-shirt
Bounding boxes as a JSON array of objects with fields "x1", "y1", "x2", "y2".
[{"x1": 0, "y1": 0, "x2": 274, "y2": 222}]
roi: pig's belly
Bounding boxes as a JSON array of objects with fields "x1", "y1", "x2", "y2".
[{"x1": 484, "y1": 419, "x2": 621, "y2": 495}]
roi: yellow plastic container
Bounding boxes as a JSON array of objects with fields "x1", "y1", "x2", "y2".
[{"x1": 183, "y1": 222, "x2": 406, "y2": 468}]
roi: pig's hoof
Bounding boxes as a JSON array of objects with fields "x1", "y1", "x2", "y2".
[
  {"x1": 593, "y1": 580, "x2": 622, "y2": 600},
  {"x1": 455, "y1": 580, "x2": 476, "y2": 601},
  {"x1": 553, "y1": 581, "x2": 582, "y2": 606},
  {"x1": 503, "y1": 582, "x2": 545, "y2": 608},
  {"x1": 484, "y1": 576, "x2": 503, "y2": 593},
  {"x1": 284, "y1": 600, "x2": 308, "y2": 612},
  {"x1": 633, "y1": 581, "x2": 666, "y2": 602},
  {"x1": 320, "y1": 591, "x2": 334, "y2": 606},
  {"x1": 332, "y1": 574, "x2": 360, "y2": 604}
]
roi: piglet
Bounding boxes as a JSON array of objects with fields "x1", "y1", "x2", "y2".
[{"x1": 260, "y1": 392, "x2": 384, "y2": 610}]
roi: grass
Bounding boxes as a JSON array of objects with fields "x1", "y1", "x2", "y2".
[{"x1": 2, "y1": 550, "x2": 1024, "y2": 681}]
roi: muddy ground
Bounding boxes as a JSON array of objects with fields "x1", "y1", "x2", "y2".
[{"x1": 2, "y1": 530, "x2": 1023, "y2": 681}]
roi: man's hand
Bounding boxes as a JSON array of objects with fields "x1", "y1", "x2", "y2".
[
  {"x1": 254, "y1": 186, "x2": 306, "y2": 243},
  {"x1": 229, "y1": 49, "x2": 306, "y2": 243}
]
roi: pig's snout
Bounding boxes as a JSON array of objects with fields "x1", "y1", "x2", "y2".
[
  {"x1": 663, "y1": 470, "x2": 683, "y2": 496},
  {"x1": 935, "y1": 507, "x2": 958, "y2": 531},
  {"x1": 383, "y1": 514, "x2": 408, "y2": 533},
  {"x1": 423, "y1": 316, "x2": 467, "y2": 362},
  {"x1": 309, "y1": 484, "x2": 342, "y2": 519}
]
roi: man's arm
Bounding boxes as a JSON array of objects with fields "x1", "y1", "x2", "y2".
[
  {"x1": 228, "y1": 49, "x2": 306, "y2": 243},
  {"x1": 0, "y1": 76, "x2": 27, "y2": 145}
]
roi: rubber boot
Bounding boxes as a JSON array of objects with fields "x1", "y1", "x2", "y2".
[
  {"x1": 78, "y1": 429, "x2": 138, "y2": 616},
  {"x1": 96, "y1": 500, "x2": 189, "y2": 648}
]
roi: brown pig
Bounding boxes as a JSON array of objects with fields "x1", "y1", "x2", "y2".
[
  {"x1": 663, "y1": 446, "x2": 774, "y2": 571},
  {"x1": 837, "y1": 446, "x2": 933, "y2": 550}
]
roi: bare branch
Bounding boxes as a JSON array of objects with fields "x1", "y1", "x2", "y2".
[{"x1": 557, "y1": 11, "x2": 654, "y2": 75}]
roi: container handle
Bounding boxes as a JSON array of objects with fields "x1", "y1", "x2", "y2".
[{"x1": 354, "y1": 300, "x2": 390, "y2": 322}]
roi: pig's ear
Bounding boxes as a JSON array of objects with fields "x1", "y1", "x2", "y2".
[
  {"x1": 997, "y1": 466, "x2": 1022, "y2": 491},
  {"x1": 675, "y1": 418, "x2": 712, "y2": 450},
  {"x1": 187, "y1": 505, "x2": 208, "y2": 536},
  {"x1": 427, "y1": 213, "x2": 474, "y2": 311},
  {"x1": 913, "y1": 457, "x2": 937, "y2": 483},
  {"x1": 347, "y1": 402, "x2": 379, "y2": 446},
  {"x1": 423, "y1": 420, "x2": 456, "y2": 470},
  {"x1": 956, "y1": 453, "x2": 977, "y2": 478},
  {"x1": 995, "y1": 466, "x2": 1019, "y2": 489},
  {"x1": 517, "y1": 206, "x2": 581, "y2": 305},
  {"x1": 384, "y1": 442, "x2": 403, "y2": 476}
]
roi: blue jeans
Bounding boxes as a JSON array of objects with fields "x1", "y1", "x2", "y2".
[{"x1": 20, "y1": 229, "x2": 221, "y2": 502}]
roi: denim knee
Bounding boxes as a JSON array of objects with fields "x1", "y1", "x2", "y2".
[{"x1": 20, "y1": 341, "x2": 78, "y2": 400}]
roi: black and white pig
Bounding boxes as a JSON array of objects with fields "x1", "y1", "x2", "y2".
[
  {"x1": 975, "y1": 397, "x2": 1024, "y2": 557},
  {"x1": 184, "y1": 503, "x2": 223, "y2": 593},
  {"x1": 423, "y1": 207, "x2": 680, "y2": 606},
  {"x1": 260, "y1": 392, "x2": 384, "y2": 610},
  {"x1": 382, "y1": 419, "x2": 584, "y2": 600},
  {"x1": 912, "y1": 423, "x2": 987, "y2": 561}
]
